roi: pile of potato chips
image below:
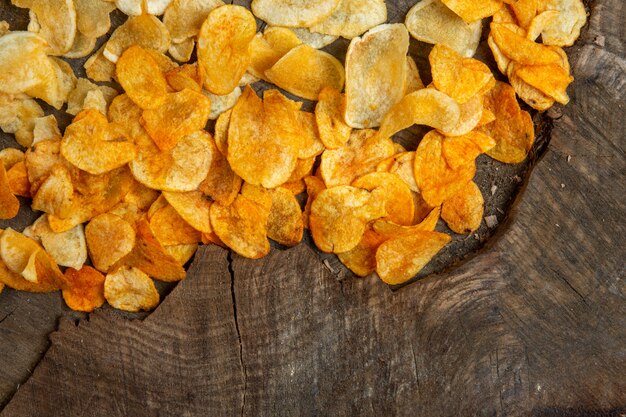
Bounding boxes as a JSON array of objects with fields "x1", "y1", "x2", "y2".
[{"x1": 0, "y1": 0, "x2": 585, "y2": 311}]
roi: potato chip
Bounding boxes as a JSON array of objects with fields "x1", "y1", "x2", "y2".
[
  {"x1": 310, "y1": 185, "x2": 385, "y2": 253},
  {"x1": 251, "y1": 0, "x2": 340, "y2": 27},
  {"x1": 61, "y1": 110, "x2": 136, "y2": 175},
  {"x1": 24, "y1": 139, "x2": 64, "y2": 194},
  {"x1": 12, "y1": 0, "x2": 77, "y2": 55},
  {"x1": 103, "y1": 14, "x2": 170, "y2": 63},
  {"x1": 116, "y1": 45, "x2": 170, "y2": 110},
  {"x1": 405, "y1": 56, "x2": 425, "y2": 94},
  {"x1": 0, "y1": 93, "x2": 44, "y2": 147},
  {"x1": 439, "y1": 94, "x2": 483, "y2": 137},
  {"x1": 199, "y1": 138, "x2": 242, "y2": 206},
  {"x1": 163, "y1": 0, "x2": 224, "y2": 42},
  {"x1": 302, "y1": 176, "x2": 326, "y2": 229},
  {"x1": 24, "y1": 215, "x2": 86, "y2": 270},
  {"x1": 344, "y1": 24, "x2": 409, "y2": 128},
  {"x1": 67, "y1": 78, "x2": 117, "y2": 117},
  {"x1": 161, "y1": 191, "x2": 210, "y2": 233},
  {"x1": 86, "y1": 213, "x2": 136, "y2": 272},
  {"x1": 526, "y1": 10, "x2": 560, "y2": 41},
  {"x1": 62, "y1": 266, "x2": 105, "y2": 312},
  {"x1": 104, "y1": 266, "x2": 159, "y2": 312},
  {"x1": 308, "y1": 0, "x2": 386, "y2": 39},
  {"x1": 441, "y1": 180, "x2": 484, "y2": 234},
  {"x1": 372, "y1": 205, "x2": 442, "y2": 237},
  {"x1": 168, "y1": 38, "x2": 195, "y2": 63},
  {"x1": 205, "y1": 87, "x2": 242, "y2": 120},
  {"x1": 267, "y1": 187, "x2": 303, "y2": 246},
  {"x1": 165, "y1": 64, "x2": 203, "y2": 93},
  {"x1": 296, "y1": 111, "x2": 325, "y2": 159},
  {"x1": 288, "y1": 156, "x2": 316, "y2": 183},
  {"x1": 378, "y1": 89, "x2": 461, "y2": 140},
  {"x1": 413, "y1": 130, "x2": 476, "y2": 206},
  {"x1": 263, "y1": 27, "x2": 302, "y2": 55},
  {"x1": 146, "y1": 0, "x2": 174, "y2": 15},
  {"x1": 442, "y1": 131, "x2": 496, "y2": 170},
  {"x1": 84, "y1": 44, "x2": 116, "y2": 82},
  {"x1": 540, "y1": 0, "x2": 586, "y2": 46},
  {"x1": 280, "y1": 179, "x2": 305, "y2": 195},
  {"x1": 480, "y1": 82, "x2": 534, "y2": 163},
  {"x1": 147, "y1": 194, "x2": 170, "y2": 220},
  {"x1": 115, "y1": 0, "x2": 142, "y2": 15},
  {"x1": 164, "y1": 243, "x2": 198, "y2": 265},
  {"x1": 0, "y1": 148, "x2": 24, "y2": 171},
  {"x1": 248, "y1": 34, "x2": 282, "y2": 80},
  {"x1": 289, "y1": 28, "x2": 338, "y2": 49},
  {"x1": 150, "y1": 203, "x2": 202, "y2": 246},
  {"x1": 508, "y1": 72, "x2": 555, "y2": 111},
  {"x1": 239, "y1": 183, "x2": 272, "y2": 212},
  {"x1": 210, "y1": 194, "x2": 270, "y2": 259},
  {"x1": 75, "y1": 0, "x2": 115, "y2": 39},
  {"x1": 0, "y1": 31, "x2": 52, "y2": 94},
  {"x1": 0, "y1": 163, "x2": 20, "y2": 220},
  {"x1": 441, "y1": 0, "x2": 503, "y2": 22},
  {"x1": 0, "y1": 228, "x2": 63, "y2": 285},
  {"x1": 352, "y1": 172, "x2": 414, "y2": 226},
  {"x1": 315, "y1": 87, "x2": 352, "y2": 150},
  {"x1": 320, "y1": 128, "x2": 394, "y2": 187},
  {"x1": 337, "y1": 226, "x2": 387, "y2": 277},
  {"x1": 387, "y1": 152, "x2": 418, "y2": 193},
  {"x1": 405, "y1": 0, "x2": 482, "y2": 57},
  {"x1": 490, "y1": 22, "x2": 563, "y2": 66},
  {"x1": 513, "y1": 63, "x2": 573, "y2": 105},
  {"x1": 375, "y1": 230, "x2": 451, "y2": 285},
  {"x1": 508, "y1": 0, "x2": 537, "y2": 29},
  {"x1": 23, "y1": 56, "x2": 76, "y2": 110},
  {"x1": 32, "y1": 115, "x2": 62, "y2": 145},
  {"x1": 198, "y1": 5, "x2": 256, "y2": 95},
  {"x1": 214, "y1": 108, "x2": 231, "y2": 155},
  {"x1": 112, "y1": 219, "x2": 186, "y2": 281},
  {"x1": 63, "y1": 32, "x2": 97, "y2": 59}
]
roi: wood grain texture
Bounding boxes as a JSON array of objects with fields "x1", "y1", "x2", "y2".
[{"x1": 1, "y1": 0, "x2": 625, "y2": 415}]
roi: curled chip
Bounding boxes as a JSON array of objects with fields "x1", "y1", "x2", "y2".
[
  {"x1": 405, "y1": 56, "x2": 425, "y2": 94},
  {"x1": 266, "y1": 44, "x2": 345, "y2": 101},
  {"x1": 441, "y1": 181, "x2": 484, "y2": 234},
  {"x1": 75, "y1": 0, "x2": 115, "y2": 40},
  {"x1": 204, "y1": 87, "x2": 242, "y2": 120},
  {"x1": 163, "y1": 0, "x2": 224, "y2": 43},
  {"x1": 375, "y1": 230, "x2": 451, "y2": 285},
  {"x1": 540, "y1": 0, "x2": 586, "y2": 47},
  {"x1": 442, "y1": 131, "x2": 496, "y2": 170},
  {"x1": 197, "y1": 5, "x2": 257, "y2": 95},
  {"x1": 251, "y1": 0, "x2": 340, "y2": 27},
  {"x1": 441, "y1": 0, "x2": 503, "y2": 22},
  {"x1": 141, "y1": 89, "x2": 211, "y2": 151},
  {"x1": 163, "y1": 191, "x2": 212, "y2": 233},
  {"x1": 263, "y1": 27, "x2": 302, "y2": 55},
  {"x1": 490, "y1": 22, "x2": 563, "y2": 66},
  {"x1": 430, "y1": 44, "x2": 495, "y2": 104},
  {"x1": 31, "y1": 165, "x2": 73, "y2": 218},
  {"x1": 302, "y1": 176, "x2": 326, "y2": 229},
  {"x1": 315, "y1": 87, "x2": 351, "y2": 150},
  {"x1": 0, "y1": 159, "x2": 20, "y2": 219},
  {"x1": 387, "y1": 152, "x2": 418, "y2": 193},
  {"x1": 227, "y1": 87, "x2": 301, "y2": 188},
  {"x1": 84, "y1": 45, "x2": 116, "y2": 82},
  {"x1": 86, "y1": 213, "x2": 136, "y2": 273},
  {"x1": 104, "y1": 266, "x2": 159, "y2": 312},
  {"x1": 480, "y1": 82, "x2": 534, "y2": 164},
  {"x1": 103, "y1": 14, "x2": 170, "y2": 63},
  {"x1": 512, "y1": 63, "x2": 573, "y2": 105},
  {"x1": 12, "y1": 0, "x2": 77, "y2": 55},
  {"x1": 310, "y1": 185, "x2": 385, "y2": 253},
  {"x1": 289, "y1": 28, "x2": 338, "y2": 49},
  {"x1": 405, "y1": 0, "x2": 482, "y2": 57},
  {"x1": 199, "y1": 136, "x2": 242, "y2": 206},
  {"x1": 210, "y1": 194, "x2": 270, "y2": 259},
  {"x1": 526, "y1": 11, "x2": 560, "y2": 41},
  {"x1": 320, "y1": 128, "x2": 395, "y2": 187},
  {"x1": 168, "y1": 38, "x2": 195, "y2": 62},
  {"x1": 510, "y1": 0, "x2": 538, "y2": 29},
  {"x1": 165, "y1": 244, "x2": 198, "y2": 265},
  {"x1": 25, "y1": 215, "x2": 87, "y2": 270},
  {"x1": 439, "y1": 94, "x2": 484, "y2": 137},
  {"x1": 344, "y1": 24, "x2": 409, "y2": 128},
  {"x1": 64, "y1": 32, "x2": 97, "y2": 59},
  {"x1": 413, "y1": 130, "x2": 476, "y2": 206},
  {"x1": 508, "y1": 71, "x2": 555, "y2": 111},
  {"x1": 352, "y1": 172, "x2": 414, "y2": 226},
  {"x1": 214, "y1": 108, "x2": 231, "y2": 155},
  {"x1": 61, "y1": 109, "x2": 136, "y2": 175},
  {"x1": 116, "y1": 45, "x2": 170, "y2": 110},
  {"x1": 337, "y1": 227, "x2": 387, "y2": 277},
  {"x1": 66, "y1": 78, "x2": 118, "y2": 116},
  {"x1": 297, "y1": 112, "x2": 325, "y2": 159},
  {"x1": 378, "y1": 89, "x2": 461, "y2": 140},
  {"x1": 0, "y1": 93, "x2": 44, "y2": 147},
  {"x1": 32, "y1": 115, "x2": 62, "y2": 145},
  {"x1": 62, "y1": 266, "x2": 105, "y2": 312},
  {"x1": 309, "y1": 0, "x2": 387, "y2": 39},
  {"x1": 267, "y1": 187, "x2": 303, "y2": 246},
  {"x1": 248, "y1": 34, "x2": 282, "y2": 80},
  {"x1": 150, "y1": 204, "x2": 201, "y2": 246},
  {"x1": 23, "y1": 56, "x2": 76, "y2": 110},
  {"x1": 288, "y1": 156, "x2": 316, "y2": 183},
  {"x1": 0, "y1": 148, "x2": 25, "y2": 171}
]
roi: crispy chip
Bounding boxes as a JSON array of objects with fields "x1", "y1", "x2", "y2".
[
  {"x1": 32, "y1": 115, "x2": 62, "y2": 145},
  {"x1": 344, "y1": 24, "x2": 409, "y2": 128},
  {"x1": 441, "y1": 0, "x2": 503, "y2": 22},
  {"x1": 508, "y1": 71, "x2": 555, "y2": 111},
  {"x1": 63, "y1": 32, "x2": 97, "y2": 59},
  {"x1": 0, "y1": 163, "x2": 19, "y2": 220},
  {"x1": 0, "y1": 228, "x2": 63, "y2": 285},
  {"x1": 337, "y1": 226, "x2": 386, "y2": 277},
  {"x1": 84, "y1": 44, "x2": 116, "y2": 82},
  {"x1": 315, "y1": 87, "x2": 352, "y2": 150},
  {"x1": 62, "y1": 266, "x2": 105, "y2": 312},
  {"x1": 289, "y1": 27, "x2": 338, "y2": 49},
  {"x1": 0, "y1": 92, "x2": 44, "y2": 147},
  {"x1": 509, "y1": 0, "x2": 537, "y2": 29},
  {"x1": 352, "y1": 172, "x2": 414, "y2": 226},
  {"x1": 168, "y1": 38, "x2": 194, "y2": 62},
  {"x1": 214, "y1": 108, "x2": 231, "y2": 155},
  {"x1": 387, "y1": 151, "x2": 418, "y2": 193},
  {"x1": 150, "y1": 203, "x2": 201, "y2": 246},
  {"x1": 405, "y1": 56, "x2": 425, "y2": 94},
  {"x1": 12, "y1": 0, "x2": 77, "y2": 55},
  {"x1": 25, "y1": 215, "x2": 87, "y2": 270},
  {"x1": 165, "y1": 64, "x2": 202, "y2": 92},
  {"x1": 0, "y1": 32, "x2": 52, "y2": 95},
  {"x1": 513, "y1": 63, "x2": 573, "y2": 105},
  {"x1": 302, "y1": 175, "x2": 326, "y2": 229},
  {"x1": 263, "y1": 27, "x2": 302, "y2": 55},
  {"x1": 297, "y1": 111, "x2": 325, "y2": 159},
  {"x1": 439, "y1": 94, "x2": 484, "y2": 137},
  {"x1": 205, "y1": 87, "x2": 242, "y2": 120},
  {"x1": 75, "y1": 0, "x2": 115, "y2": 39},
  {"x1": 116, "y1": 45, "x2": 170, "y2": 110},
  {"x1": 442, "y1": 131, "x2": 496, "y2": 170},
  {"x1": 23, "y1": 56, "x2": 76, "y2": 110},
  {"x1": 197, "y1": 5, "x2": 256, "y2": 95},
  {"x1": 490, "y1": 22, "x2": 563, "y2": 66},
  {"x1": 0, "y1": 148, "x2": 25, "y2": 171},
  {"x1": 405, "y1": 0, "x2": 482, "y2": 57},
  {"x1": 25, "y1": 139, "x2": 65, "y2": 195},
  {"x1": 251, "y1": 0, "x2": 340, "y2": 27},
  {"x1": 103, "y1": 14, "x2": 170, "y2": 63},
  {"x1": 309, "y1": 0, "x2": 387, "y2": 39},
  {"x1": 540, "y1": 0, "x2": 586, "y2": 46},
  {"x1": 104, "y1": 266, "x2": 159, "y2": 312},
  {"x1": 526, "y1": 10, "x2": 560, "y2": 41},
  {"x1": 288, "y1": 156, "x2": 316, "y2": 183},
  {"x1": 480, "y1": 82, "x2": 535, "y2": 163},
  {"x1": 198, "y1": 138, "x2": 242, "y2": 206},
  {"x1": 267, "y1": 187, "x2": 303, "y2": 246},
  {"x1": 441, "y1": 180, "x2": 484, "y2": 233},
  {"x1": 163, "y1": 0, "x2": 224, "y2": 42},
  {"x1": 378, "y1": 89, "x2": 461, "y2": 140},
  {"x1": 86, "y1": 213, "x2": 136, "y2": 273},
  {"x1": 163, "y1": 191, "x2": 212, "y2": 233},
  {"x1": 281, "y1": 179, "x2": 306, "y2": 195},
  {"x1": 67, "y1": 78, "x2": 118, "y2": 116},
  {"x1": 372, "y1": 205, "x2": 442, "y2": 237},
  {"x1": 413, "y1": 130, "x2": 476, "y2": 206}
]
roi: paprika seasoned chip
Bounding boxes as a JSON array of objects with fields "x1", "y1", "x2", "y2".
[
  {"x1": 490, "y1": 22, "x2": 563, "y2": 66},
  {"x1": 387, "y1": 151, "x2": 418, "y2": 193},
  {"x1": 337, "y1": 226, "x2": 387, "y2": 277},
  {"x1": 309, "y1": 0, "x2": 387, "y2": 39},
  {"x1": 162, "y1": 191, "x2": 212, "y2": 234},
  {"x1": 439, "y1": 94, "x2": 484, "y2": 137},
  {"x1": 6, "y1": 162, "x2": 29, "y2": 197},
  {"x1": 86, "y1": 213, "x2": 136, "y2": 273},
  {"x1": 0, "y1": 163, "x2": 19, "y2": 220},
  {"x1": 297, "y1": 112, "x2": 325, "y2": 159},
  {"x1": 199, "y1": 137, "x2": 242, "y2": 206},
  {"x1": 315, "y1": 87, "x2": 352, "y2": 150},
  {"x1": 103, "y1": 14, "x2": 170, "y2": 63},
  {"x1": 302, "y1": 176, "x2": 326, "y2": 229},
  {"x1": 0, "y1": 228, "x2": 63, "y2": 285},
  {"x1": 25, "y1": 215, "x2": 87, "y2": 270},
  {"x1": 267, "y1": 187, "x2": 303, "y2": 246},
  {"x1": 62, "y1": 266, "x2": 105, "y2": 312},
  {"x1": 251, "y1": 0, "x2": 340, "y2": 27},
  {"x1": 352, "y1": 172, "x2": 414, "y2": 226},
  {"x1": 442, "y1": 131, "x2": 496, "y2": 170},
  {"x1": 150, "y1": 203, "x2": 202, "y2": 246},
  {"x1": 116, "y1": 45, "x2": 170, "y2": 110},
  {"x1": 441, "y1": 180, "x2": 484, "y2": 234},
  {"x1": 104, "y1": 266, "x2": 159, "y2": 312}
]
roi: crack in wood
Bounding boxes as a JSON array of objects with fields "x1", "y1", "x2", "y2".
[{"x1": 228, "y1": 252, "x2": 247, "y2": 417}]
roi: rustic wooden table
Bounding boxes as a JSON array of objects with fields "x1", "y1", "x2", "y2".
[{"x1": 0, "y1": 0, "x2": 624, "y2": 416}]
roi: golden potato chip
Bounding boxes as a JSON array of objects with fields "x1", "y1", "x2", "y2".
[
  {"x1": 490, "y1": 22, "x2": 563, "y2": 66},
  {"x1": 103, "y1": 14, "x2": 170, "y2": 63},
  {"x1": 378, "y1": 89, "x2": 461, "y2": 140},
  {"x1": 526, "y1": 10, "x2": 560, "y2": 41},
  {"x1": 0, "y1": 92, "x2": 44, "y2": 147},
  {"x1": 62, "y1": 266, "x2": 106, "y2": 312},
  {"x1": 145, "y1": 0, "x2": 174, "y2": 15},
  {"x1": 165, "y1": 64, "x2": 202, "y2": 93},
  {"x1": 281, "y1": 179, "x2": 306, "y2": 195},
  {"x1": 66, "y1": 78, "x2": 118, "y2": 116},
  {"x1": 163, "y1": 0, "x2": 224, "y2": 42},
  {"x1": 302, "y1": 175, "x2": 326, "y2": 229},
  {"x1": 115, "y1": 0, "x2": 142, "y2": 15},
  {"x1": 112, "y1": 219, "x2": 186, "y2": 281},
  {"x1": 441, "y1": 0, "x2": 503, "y2": 22},
  {"x1": 168, "y1": 38, "x2": 195, "y2": 63},
  {"x1": 405, "y1": 56, "x2": 425, "y2": 94},
  {"x1": 315, "y1": 87, "x2": 352, "y2": 150},
  {"x1": 476, "y1": 107, "x2": 496, "y2": 128},
  {"x1": 24, "y1": 139, "x2": 64, "y2": 195},
  {"x1": 509, "y1": 0, "x2": 537, "y2": 29},
  {"x1": 0, "y1": 21, "x2": 9, "y2": 36},
  {"x1": 141, "y1": 89, "x2": 211, "y2": 152},
  {"x1": 23, "y1": 56, "x2": 76, "y2": 110},
  {"x1": 320, "y1": 128, "x2": 394, "y2": 187},
  {"x1": 375, "y1": 230, "x2": 451, "y2": 285},
  {"x1": 388, "y1": 151, "x2": 418, "y2": 193},
  {"x1": 63, "y1": 32, "x2": 97, "y2": 59},
  {"x1": 123, "y1": 180, "x2": 160, "y2": 212},
  {"x1": 442, "y1": 131, "x2": 496, "y2": 170},
  {"x1": 162, "y1": 191, "x2": 212, "y2": 233},
  {"x1": 25, "y1": 215, "x2": 87, "y2": 270},
  {"x1": 205, "y1": 87, "x2": 242, "y2": 120},
  {"x1": 309, "y1": 0, "x2": 387, "y2": 39},
  {"x1": 289, "y1": 27, "x2": 338, "y2": 49},
  {"x1": 227, "y1": 87, "x2": 302, "y2": 188},
  {"x1": 540, "y1": 0, "x2": 586, "y2": 46},
  {"x1": 372, "y1": 205, "x2": 442, "y2": 237},
  {"x1": 352, "y1": 172, "x2": 414, "y2": 226},
  {"x1": 263, "y1": 27, "x2": 302, "y2": 56},
  {"x1": 441, "y1": 180, "x2": 484, "y2": 234},
  {"x1": 267, "y1": 187, "x2": 303, "y2": 246},
  {"x1": 214, "y1": 108, "x2": 231, "y2": 156},
  {"x1": 32, "y1": 115, "x2": 62, "y2": 145},
  {"x1": 104, "y1": 266, "x2": 159, "y2": 312},
  {"x1": 337, "y1": 226, "x2": 387, "y2": 277},
  {"x1": 196, "y1": 135, "x2": 241, "y2": 205},
  {"x1": 296, "y1": 111, "x2": 325, "y2": 159},
  {"x1": 288, "y1": 156, "x2": 316, "y2": 183},
  {"x1": 61, "y1": 109, "x2": 136, "y2": 175},
  {"x1": 130, "y1": 130, "x2": 212, "y2": 192},
  {"x1": 413, "y1": 130, "x2": 476, "y2": 206},
  {"x1": 0, "y1": 163, "x2": 19, "y2": 220},
  {"x1": 145, "y1": 48, "x2": 179, "y2": 73},
  {"x1": 86, "y1": 213, "x2": 136, "y2": 272},
  {"x1": 344, "y1": 24, "x2": 409, "y2": 128},
  {"x1": 265, "y1": 44, "x2": 345, "y2": 101},
  {"x1": 513, "y1": 63, "x2": 573, "y2": 105},
  {"x1": 116, "y1": 45, "x2": 170, "y2": 110},
  {"x1": 239, "y1": 183, "x2": 272, "y2": 212},
  {"x1": 405, "y1": 0, "x2": 482, "y2": 57},
  {"x1": 12, "y1": 0, "x2": 77, "y2": 55},
  {"x1": 84, "y1": 44, "x2": 116, "y2": 82},
  {"x1": 439, "y1": 94, "x2": 483, "y2": 137},
  {"x1": 210, "y1": 194, "x2": 270, "y2": 259},
  {"x1": 197, "y1": 5, "x2": 256, "y2": 95},
  {"x1": 164, "y1": 243, "x2": 198, "y2": 265},
  {"x1": 480, "y1": 82, "x2": 534, "y2": 164},
  {"x1": 150, "y1": 204, "x2": 202, "y2": 246},
  {"x1": 75, "y1": 0, "x2": 115, "y2": 39},
  {"x1": 0, "y1": 31, "x2": 51, "y2": 95},
  {"x1": 0, "y1": 148, "x2": 25, "y2": 171},
  {"x1": 251, "y1": 0, "x2": 340, "y2": 27},
  {"x1": 508, "y1": 71, "x2": 555, "y2": 111}
]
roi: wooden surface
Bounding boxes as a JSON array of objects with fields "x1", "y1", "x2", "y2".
[{"x1": 1, "y1": 0, "x2": 625, "y2": 415}]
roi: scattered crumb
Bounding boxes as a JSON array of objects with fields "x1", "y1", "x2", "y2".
[
  {"x1": 474, "y1": 234, "x2": 480, "y2": 240},
  {"x1": 567, "y1": 155, "x2": 572, "y2": 163},
  {"x1": 496, "y1": 207, "x2": 504, "y2": 214},
  {"x1": 560, "y1": 183, "x2": 565, "y2": 188},
  {"x1": 485, "y1": 215, "x2": 498, "y2": 228},
  {"x1": 323, "y1": 259, "x2": 336, "y2": 273},
  {"x1": 594, "y1": 35, "x2": 605, "y2": 47},
  {"x1": 556, "y1": 223, "x2": 560, "y2": 228},
  {"x1": 490, "y1": 184, "x2": 498, "y2": 195},
  {"x1": 513, "y1": 175, "x2": 522, "y2": 183}
]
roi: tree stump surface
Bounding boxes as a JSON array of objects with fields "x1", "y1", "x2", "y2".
[{"x1": 0, "y1": 0, "x2": 625, "y2": 415}]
